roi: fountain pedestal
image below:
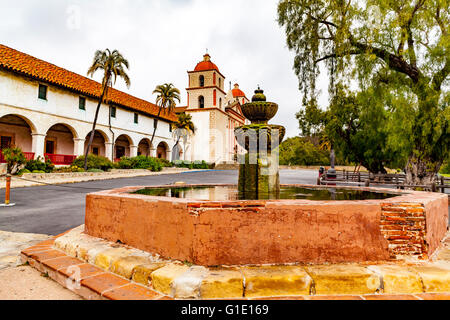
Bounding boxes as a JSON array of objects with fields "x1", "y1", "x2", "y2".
[
  {"x1": 235, "y1": 88, "x2": 285, "y2": 198},
  {"x1": 238, "y1": 150, "x2": 280, "y2": 199}
]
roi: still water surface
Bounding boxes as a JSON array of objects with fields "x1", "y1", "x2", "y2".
[{"x1": 133, "y1": 185, "x2": 399, "y2": 201}]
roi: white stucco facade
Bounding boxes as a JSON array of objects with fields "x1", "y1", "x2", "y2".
[
  {"x1": 180, "y1": 54, "x2": 249, "y2": 164},
  {"x1": 0, "y1": 68, "x2": 174, "y2": 164}
]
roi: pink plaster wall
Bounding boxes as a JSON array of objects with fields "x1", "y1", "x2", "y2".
[{"x1": 0, "y1": 123, "x2": 32, "y2": 152}]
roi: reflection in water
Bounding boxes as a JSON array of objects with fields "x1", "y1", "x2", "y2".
[{"x1": 133, "y1": 186, "x2": 398, "y2": 201}]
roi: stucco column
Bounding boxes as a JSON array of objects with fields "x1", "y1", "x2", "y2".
[
  {"x1": 166, "y1": 149, "x2": 172, "y2": 161},
  {"x1": 73, "y1": 138, "x2": 86, "y2": 157},
  {"x1": 31, "y1": 133, "x2": 46, "y2": 160},
  {"x1": 105, "y1": 143, "x2": 114, "y2": 161},
  {"x1": 150, "y1": 147, "x2": 156, "y2": 158},
  {"x1": 130, "y1": 145, "x2": 138, "y2": 158}
]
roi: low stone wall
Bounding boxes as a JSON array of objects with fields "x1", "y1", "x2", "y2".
[
  {"x1": 19, "y1": 168, "x2": 184, "y2": 180},
  {"x1": 214, "y1": 163, "x2": 239, "y2": 170},
  {"x1": 84, "y1": 184, "x2": 448, "y2": 266}
]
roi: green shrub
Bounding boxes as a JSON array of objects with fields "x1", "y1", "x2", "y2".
[
  {"x1": 17, "y1": 168, "x2": 31, "y2": 176},
  {"x1": 116, "y1": 156, "x2": 165, "y2": 172},
  {"x1": 26, "y1": 159, "x2": 46, "y2": 172},
  {"x1": 32, "y1": 170, "x2": 46, "y2": 174},
  {"x1": 72, "y1": 155, "x2": 114, "y2": 171},
  {"x1": 174, "y1": 160, "x2": 209, "y2": 169},
  {"x1": 440, "y1": 162, "x2": 450, "y2": 174},
  {"x1": 279, "y1": 137, "x2": 331, "y2": 166},
  {"x1": 25, "y1": 157, "x2": 54, "y2": 173},
  {"x1": 157, "y1": 158, "x2": 173, "y2": 167},
  {"x1": 2, "y1": 147, "x2": 27, "y2": 174},
  {"x1": 87, "y1": 168, "x2": 104, "y2": 173},
  {"x1": 116, "y1": 157, "x2": 133, "y2": 169}
]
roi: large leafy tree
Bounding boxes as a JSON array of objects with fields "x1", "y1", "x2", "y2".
[
  {"x1": 150, "y1": 83, "x2": 181, "y2": 150},
  {"x1": 85, "y1": 49, "x2": 130, "y2": 170},
  {"x1": 279, "y1": 136, "x2": 331, "y2": 166},
  {"x1": 301, "y1": 85, "x2": 409, "y2": 173},
  {"x1": 278, "y1": 0, "x2": 449, "y2": 185}
]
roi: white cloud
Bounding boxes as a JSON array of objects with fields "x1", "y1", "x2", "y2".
[{"x1": 0, "y1": 0, "x2": 330, "y2": 138}]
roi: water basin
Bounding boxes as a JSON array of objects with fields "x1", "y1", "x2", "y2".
[{"x1": 132, "y1": 185, "x2": 399, "y2": 201}]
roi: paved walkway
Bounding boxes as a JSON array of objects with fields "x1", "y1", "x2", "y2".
[
  {"x1": 0, "y1": 168, "x2": 191, "y2": 189},
  {"x1": 0, "y1": 230, "x2": 51, "y2": 270}
]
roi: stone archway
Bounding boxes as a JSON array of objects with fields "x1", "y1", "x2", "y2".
[
  {"x1": 115, "y1": 134, "x2": 132, "y2": 161},
  {"x1": 45, "y1": 123, "x2": 78, "y2": 165},
  {"x1": 138, "y1": 138, "x2": 152, "y2": 157},
  {"x1": 84, "y1": 130, "x2": 108, "y2": 157},
  {"x1": 0, "y1": 114, "x2": 36, "y2": 162},
  {"x1": 157, "y1": 141, "x2": 169, "y2": 160}
]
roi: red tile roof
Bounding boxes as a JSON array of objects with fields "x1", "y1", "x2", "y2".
[
  {"x1": 193, "y1": 53, "x2": 220, "y2": 72},
  {"x1": 194, "y1": 61, "x2": 220, "y2": 72},
  {"x1": 0, "y1": 44, "x2": 177, "y2": 122},
  {"x1": 173, "y1": 106, "x2": 188, "y2": 114},
  {"x1": 232, "y1": 88, "x2": 246, "y2": 98}
]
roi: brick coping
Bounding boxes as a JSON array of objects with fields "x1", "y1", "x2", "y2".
[{"x1": 21, "y1": 227, "x2": 450, "y2": 300}]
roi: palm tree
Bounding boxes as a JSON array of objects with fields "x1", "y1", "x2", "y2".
[
  {"x1": 84, "y1": 49, "x2": 130, "y2": 170},
  {"x1": 150, "y1": 83, "x2": 180, "y2": 150},
  {"x1": 172, "y1": 113, "x2": 195, "y2": 161}
]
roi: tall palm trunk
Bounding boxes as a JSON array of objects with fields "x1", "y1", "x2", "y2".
[
  {"x1": 149, "y1": 107, "x2": 163, "y2": 155},
  {"x1": 84, "y1": 84, "x2": 109, "y2": 170}
]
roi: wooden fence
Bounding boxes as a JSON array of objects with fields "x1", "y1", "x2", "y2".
[{"x1": 319, "y1": 170, "x2": 450, "y2": 193}]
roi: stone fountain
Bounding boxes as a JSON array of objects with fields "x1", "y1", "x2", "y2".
[
  {"x1": 234, "y1": 88, "x2": 285, "y2": 199},
  {"x1": 82, "y1": 88, "x2": 448, "y2": 267}
]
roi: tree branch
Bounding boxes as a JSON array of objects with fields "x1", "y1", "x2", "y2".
[
  {"x1": 435, "y1": 4, "x2": 447, "y2": 36},
  {"x1": 306, "y1": 11, "x2": 338, "y2": 29},
  {"x1": 349, "y1": 35, "x2": 421, "y2": 83},
  {"x1": 406, "y1": 25, "x2": 417, "y2": 67},
  {"x1": 432, "y1": 58, "x2": 450, "y2": 91},
  {"x1": 404, "y1": 0, "x2": 425, "y2": 67},
  {"x1": 315, "y1": 50, "x2": 360, "y2": 64}
]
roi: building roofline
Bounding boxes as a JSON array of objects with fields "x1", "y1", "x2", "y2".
[{"x1": 0, "y1": 44, "x2": 177, "y2": 122}]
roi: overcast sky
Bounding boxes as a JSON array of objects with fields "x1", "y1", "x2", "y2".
[{"x1": 0, "y1": 0, "x2": 330, "y2": 138}]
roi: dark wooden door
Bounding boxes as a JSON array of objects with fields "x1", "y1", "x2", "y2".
[
  {"x1": 1, "y1": 136, "x2": 12, "y2": 150},
  {"x1": 45, "y1": 140, "x2": 55, "y2": 154},
  {"x1": 116, "y1": 146, "x2": 125, "y2": 159}
]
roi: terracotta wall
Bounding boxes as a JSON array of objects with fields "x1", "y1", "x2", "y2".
[
  {"x1": 85, "y1": 187, "x2": 448, "y2": 266},
  {"x1": 188, "y1": 201, "x2": 391, "y2": 265}
]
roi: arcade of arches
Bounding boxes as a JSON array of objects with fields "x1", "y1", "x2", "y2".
[{"x1": 0, "y1": 114, "x2": 172, "y2": 165}]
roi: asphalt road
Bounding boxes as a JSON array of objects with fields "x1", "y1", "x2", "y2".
[{"x1": 0, "y1": 169, "x2": 319, "y2": 235}]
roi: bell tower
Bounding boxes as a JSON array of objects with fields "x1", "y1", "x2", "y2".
[{"x1": 187, "y1": 53, "x2": 226, "y2": 110}]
